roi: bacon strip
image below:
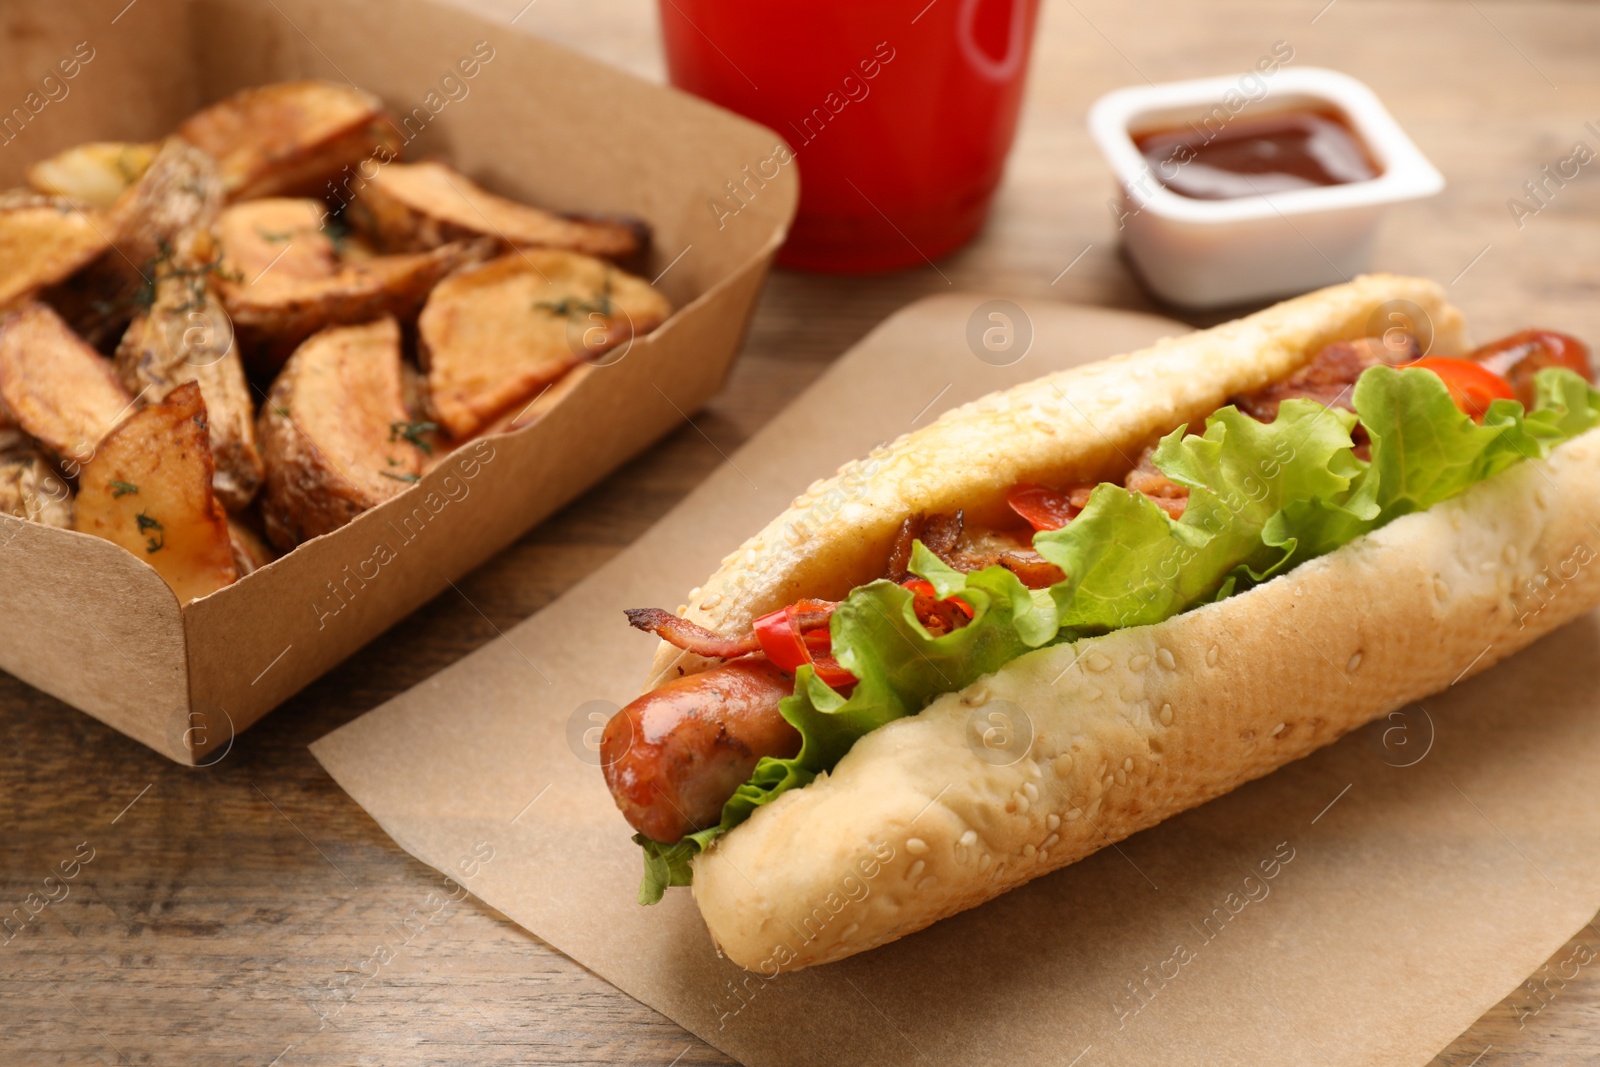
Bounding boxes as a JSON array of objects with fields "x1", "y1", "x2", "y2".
[
  {"x1": 626, "y1": 603, "x2": 838, "y2": 660},
  {"x1": 890, "y1": 511, "x2": 1066, "y2": 589},
  {"x1": 624, "y1": 607, "x2": 761, "y2": 659},
  {"x1": 1124, "y1": 447, "x2": 1189, "y2": 519},
  {"x1": 1233, "y1": 334, "x2": 1418, "y2": 424},
  {"x1": 996, "y1": 549, "x2": 1066, "y2": 588}
]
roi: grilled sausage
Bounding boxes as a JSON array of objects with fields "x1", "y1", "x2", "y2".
[{"x1": 601, "y1": 658, "x2": 799, "y2": 843}]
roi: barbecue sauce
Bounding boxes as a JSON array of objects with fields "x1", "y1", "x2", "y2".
[{"x1": 1133, "y1": 107, "x2": 1378, "y2": 200}]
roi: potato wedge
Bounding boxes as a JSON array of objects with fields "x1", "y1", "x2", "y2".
[
  {"x1": 349, "y1": 160, "x2": 645, "y2": 260},
  {"x1": 0, "y1": 301, "x2": 132, "y2": 470},
  {"x1": 418, "y1": 251, "x2": 670, "y2": 438},
  {"x1": 45, "y1": 138, "x2": 224, "y2": 347},
  {"x1": 74, "y1": 380, "x2": 238, "y2": 602},
  {"x1": 116, "y1": 270, "x2": 263, "y2": 511},
  {"x1": 257, "y1": 317, "x2": 423, "y2": 549},
  {"x1": 213, "y1": 197, "x2": 339, "y2": 284},
  {"x1": 0, "y1": 431, "x2": 73, "y2": 527},
  {"x1": 177, "y1": 80, "x2": 403, "y2": 201},
  {"x1": 107, "y1": 137, "x2": 223, "y2": 274},
  {"x1": 215, "y1": 197, "x2": 492, "y2": 368},
  {"x1": 227, "y1": 516, "x2": 277, "y2": 576},
  {"x1": 0, "y1": 191, "x2": 112, "y2": 309},
  {"x1": 470, "y1": 362, "x2": 593, "y2": 440},
  {"x1": 26, "y1": 142, "x2": 157, "y2": 209}
]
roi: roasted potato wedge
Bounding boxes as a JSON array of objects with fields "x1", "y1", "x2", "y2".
[
  {"x1": 116, "y1": 270, "x2": 263, "y2": 511},
  {"x1": 0, "y1": 191, "x2": 112, "y2": 309},
  {"x1": 73, "y1": 380, "x2": 238, "y2": 602},
  {"x1": 214, "y1": 197, "x2": 339, "y2": 284},
  {"x1": 177, "y1": 81, "x2": 403, "y2": 201},
  {"x1": 418, "y1": 251, "x2": 670, "y2": 438},
  {"x1": 471, "y1": 362, "x2": 593, "y2": 440},
  {"x1": 45, "y1": 138, "x2": 224, "y2": 347},
  {"x1": 257, "y1": 317, "x2": 423, "y2": 549},
  {"x1": 0, "y1": 301, "x2": 132, "y2": 470},
  {"x1": 26, "y1": 141, "x2": 157, "y2": 209},
  {"x1": 107, "y1": 137, "x2": 223, "y2": 273},
  {"x1": 228, "y1": 516, "x2": 277, "y2": 576},
  {"x1": 349, "y1": 160, "x2": 645, "y2": 260},
  {"x1": 215, "y1": 197, "x2": 492, "y2": 368},
  {"x1": 0, "y1": 430, "x2": 73, "y2": 527}
]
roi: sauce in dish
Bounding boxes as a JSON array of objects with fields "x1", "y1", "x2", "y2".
[{"x1": 1134, "y1": 107, "x2": 1379, "y2": 200}]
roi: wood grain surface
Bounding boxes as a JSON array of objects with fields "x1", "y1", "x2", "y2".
[{"x1": 4, "y1": 1, "x2": 1600, "y2": 1064}]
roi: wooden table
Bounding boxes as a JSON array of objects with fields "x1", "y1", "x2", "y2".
[{"x1": 5, "y1": 1, "x2": 1599, "y2": 1063}]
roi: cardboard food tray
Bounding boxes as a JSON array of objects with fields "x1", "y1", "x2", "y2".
[
  {"x1": 314, "y1": 294, "x2": 1600, "y2": 1067},
  {"x1": 0, "y1": 0, "x2": 797, "y2": 763}
]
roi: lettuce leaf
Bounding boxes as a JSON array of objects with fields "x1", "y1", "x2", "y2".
[
  {"x1": 634, "y1": 366, "x2": 1600, "y2": 903},
  {"x1": 1358, "y1": 365, "x2": 1600, "y2": 517},
  {"x1": 1034, "y1": 398, "x2": 1370, "y2": 631}
]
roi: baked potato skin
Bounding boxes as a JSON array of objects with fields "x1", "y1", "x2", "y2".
[
  {"x1": 0, "y1": 302, "x2": 131, "y2": 470},
  {"x1": 256, "y1": 317, "x2": 423, "y2": 550},
  {"x1": 419, "y1": 250, "x2": 670, "y2": 439},
  {"x1": 349, "y1": 160, "x2": 646, "y2": 261},
  {"x1": 0, "y1": 191, "x2": 113, "y2": 309},
  {"x1": 176, "y1": 81, "x2": 403, "y2": 201},
  {"x1": 73, "y1": 380, "x2": 238, "y2": 603},
  {"x1": 115, "y1": 270, "x2": 263, "y2": 511}
]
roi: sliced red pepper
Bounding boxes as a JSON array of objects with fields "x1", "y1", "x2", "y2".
[
  {"x1": 753, "y1": 605, "x2": 811, "y2": 673},
  {"x1": 1006, "y1": 482, "x2": 1079, "y2": 531},
  {"x1": 753, "y1": 603, "x2": 856, "y2": 689},
  {"x1": 809, "y1": 655, "x2": 857, "y2": 689},
  {"x1": 1410, "y1": 357, "x2": 1516, "y2": 422},
  {"x1": 755, "y1": 579, "x2": 973, "y2": 691}
]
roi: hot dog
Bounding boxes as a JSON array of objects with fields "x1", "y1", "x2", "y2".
[{"x1": 598, "y1": 276, "x2": 1600, "y2": 971}]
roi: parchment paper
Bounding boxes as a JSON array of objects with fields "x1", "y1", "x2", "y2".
[{"x1": 312, "y1": 295, "x2": 1600, "y2": 1066}]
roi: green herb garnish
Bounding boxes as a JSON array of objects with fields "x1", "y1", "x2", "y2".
[
  {"x1": 136, "y1": 511, "x2": 164, "y2": 553},
  {"x1": 534, "y1": 270, "x2": 615, "y2": 319},
  {"x1": 389, "y1": 420, "x2": 438, "y2": 455}
]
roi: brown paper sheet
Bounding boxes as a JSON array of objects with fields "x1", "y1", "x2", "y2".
[{"x1": 313, "y1": 295, "x2": 1600, "y2": 1066}]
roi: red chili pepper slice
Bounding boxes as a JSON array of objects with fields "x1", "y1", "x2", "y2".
[
  {"x1": 753, "y1": 605, "x2": 811, "y2": 673},
  {"x1": 809, "y1": 655, "x2": 857, "y2": 689},
  {"x1": 1006, "y1": 483, "x2": 1078, "y2": 531},
  {"x1": 754, "y1": 604, "x2": 856, "y2": 689},
  {"x1": 1410, "y1": 356, "x2": 1516, "y2": 422},
  {"x1": 755, "y1": 578, "x2": 974, "y2": 691}
]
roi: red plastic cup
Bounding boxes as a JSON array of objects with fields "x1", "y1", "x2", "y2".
[{"x1": 659, "y1": 0, "x2": 1041, "y2": 273}]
